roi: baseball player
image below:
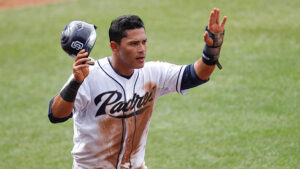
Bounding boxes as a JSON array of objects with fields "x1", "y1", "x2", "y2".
[{"x1": 48, "y1": 8, "x2": 227, "y2": 169}]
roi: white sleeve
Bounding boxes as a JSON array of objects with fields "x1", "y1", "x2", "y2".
[
  {"x1": 147, "y1": 61, "x2": 188, "y2": 97},
  {"x1": 60, "y1": 75, "x2": 91, "y2": 114}
]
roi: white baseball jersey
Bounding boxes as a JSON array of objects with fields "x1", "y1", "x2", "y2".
[{"x1": 65, "y1": 57, "x2": 187, "y2": 169}]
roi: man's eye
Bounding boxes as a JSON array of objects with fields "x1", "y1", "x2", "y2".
[{"x1": 131, "y1": 42, "x2": 138, "y2": 46}]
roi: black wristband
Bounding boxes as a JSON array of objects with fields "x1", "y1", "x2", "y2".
[
  {"x1": 60, "y1": 78, "x2": 82, "y2": 102},
  {"x1": 202, "y1": 50, "x2": 223, "y2": 69},
  {"x1": 202, "y1": 48, "x2": 218, "y2": 65}
]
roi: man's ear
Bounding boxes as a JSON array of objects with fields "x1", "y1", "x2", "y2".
[{"x1": 110, "y1": 41, "x2": 119, "y2": 52}]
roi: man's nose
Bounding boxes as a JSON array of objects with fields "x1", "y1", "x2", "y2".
[{"x1": 138, "y1": 44, "x2": 146, "y2": 52}]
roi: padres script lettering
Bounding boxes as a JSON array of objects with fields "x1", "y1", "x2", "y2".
[{"x1": 94, "y1": 87, "x2": 156, "y2": 118}]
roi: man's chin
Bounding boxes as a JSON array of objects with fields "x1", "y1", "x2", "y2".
[{"x1": 135, "y1": 63, "x2": 145, "y2": 69}]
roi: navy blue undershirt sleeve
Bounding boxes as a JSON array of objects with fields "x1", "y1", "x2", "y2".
[
  {"x1": 48, "y1": 96, "x2": 72, "y2": 123},
  {"x1": 181, "y1": 64, "x2": 209, "y2": 90}
]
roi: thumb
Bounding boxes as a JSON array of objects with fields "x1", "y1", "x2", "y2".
[{"x1": 204, "y1": 31, "x2": 213, "y2": 46}]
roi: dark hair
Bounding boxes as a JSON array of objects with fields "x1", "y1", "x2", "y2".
[{"x1": 109, "y1": 15, "x2": 145, "y2": 44}]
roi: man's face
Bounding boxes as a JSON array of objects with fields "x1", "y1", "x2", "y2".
[{"x1": 117, "y1": 28, "x2": 147, "y2": 70}]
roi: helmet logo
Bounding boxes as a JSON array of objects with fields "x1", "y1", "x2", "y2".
[
  {"x1": 76, "y1": 23, "x2": 83, "y2": 30},
  {"x1": 71, "y1": 41, "x2": 84, "y2": 50}
]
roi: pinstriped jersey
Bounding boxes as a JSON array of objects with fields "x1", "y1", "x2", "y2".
[{"x1": 66, "y1": 57, "x2": 187, "y2": 169}]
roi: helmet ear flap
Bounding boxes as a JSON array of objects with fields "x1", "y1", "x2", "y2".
[{"x1": 60, "y1": 21, "x2": 97, "y2": 58}]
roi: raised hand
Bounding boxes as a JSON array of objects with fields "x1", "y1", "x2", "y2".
[
  {"x1": 204, "y1": 8, "x2": 227, "y2": 46},
  {"x1": 73, "y1": 49, "x2": 91, "y2": 83}
]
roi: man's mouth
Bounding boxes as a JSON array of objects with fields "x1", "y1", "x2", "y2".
[{"x1": 136, "y1": 56, "x2": 145, "y2": 63}]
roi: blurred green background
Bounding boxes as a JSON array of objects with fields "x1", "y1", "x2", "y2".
[{"x1": 0, "y1": 0, "x2": 299, "y2": 168}]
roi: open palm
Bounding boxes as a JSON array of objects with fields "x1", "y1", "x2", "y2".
[{"x1": 204, "y1": 8, "x2": 227, "y2": 46}]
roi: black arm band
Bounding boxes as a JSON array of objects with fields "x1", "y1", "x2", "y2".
[
  {"x1": 60, "y1": 78, "x2": 82, "y2": 102},
  {"x1": 181, "y1": 64, "x2": 209, "y2": 90},
  {"x1": 202, "y1": 48, "x2": 219, "y2": 65},
  {"x1": 48, "y1": 96, "x2": 72, "y2": 123}
]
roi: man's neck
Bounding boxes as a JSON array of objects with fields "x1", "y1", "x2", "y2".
[{"x1": 110, "y1": 55, "x2": 134, "y2": 77}]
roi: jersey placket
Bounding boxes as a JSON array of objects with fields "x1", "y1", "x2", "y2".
[{"x1": 117, "y1": 74, "x2": 138, "y2": 169}]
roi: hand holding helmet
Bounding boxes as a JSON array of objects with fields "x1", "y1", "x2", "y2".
[{"x1": 60, "y1": 20, "x2": 97, "y2": 83}]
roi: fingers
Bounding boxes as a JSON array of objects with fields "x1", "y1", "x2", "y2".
[
  {"x1": 74, "y1": 57, "x2": 90, "y2": 66},
  {"x1": 209, "y1": 8, "x2": 217, "y2": 29},
  {"x1": 216, "y1": 8, "x2": 220, "y2": 25},
  {"x1": 72, "y1": 49, "x2": 91, "y2": 83},
  {"x1": 73, "y1": 59, "x2": 90, "y2": 83},
  {"x1": 74, "y1": 64, "x2": 90, "y2": 70},
  {"x1": 74, "y1": 49, "x2": 91, "y2": 66},
  {"x1": 87, "y1": 58, "x2": 95, "y2": 65},
  {"x1": 208, "y1": 8, "x2": 226, "y2": 32},
  {"x1": 221, "y1": 16, "x2": 227, "y2": 28},
  {"x1": 75, "y1": 49, "x2": 88, "y2": 62},
  {"x1": 209, "y1": 11, "x2": 214, "y2": 29},
  {"x1": 204, "y1": 31, "x2": 213, "y2": 46}
]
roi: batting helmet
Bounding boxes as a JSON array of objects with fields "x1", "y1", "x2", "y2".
[{"x1": 61, "y1": 20, "x2": 97, "y2": 58}]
